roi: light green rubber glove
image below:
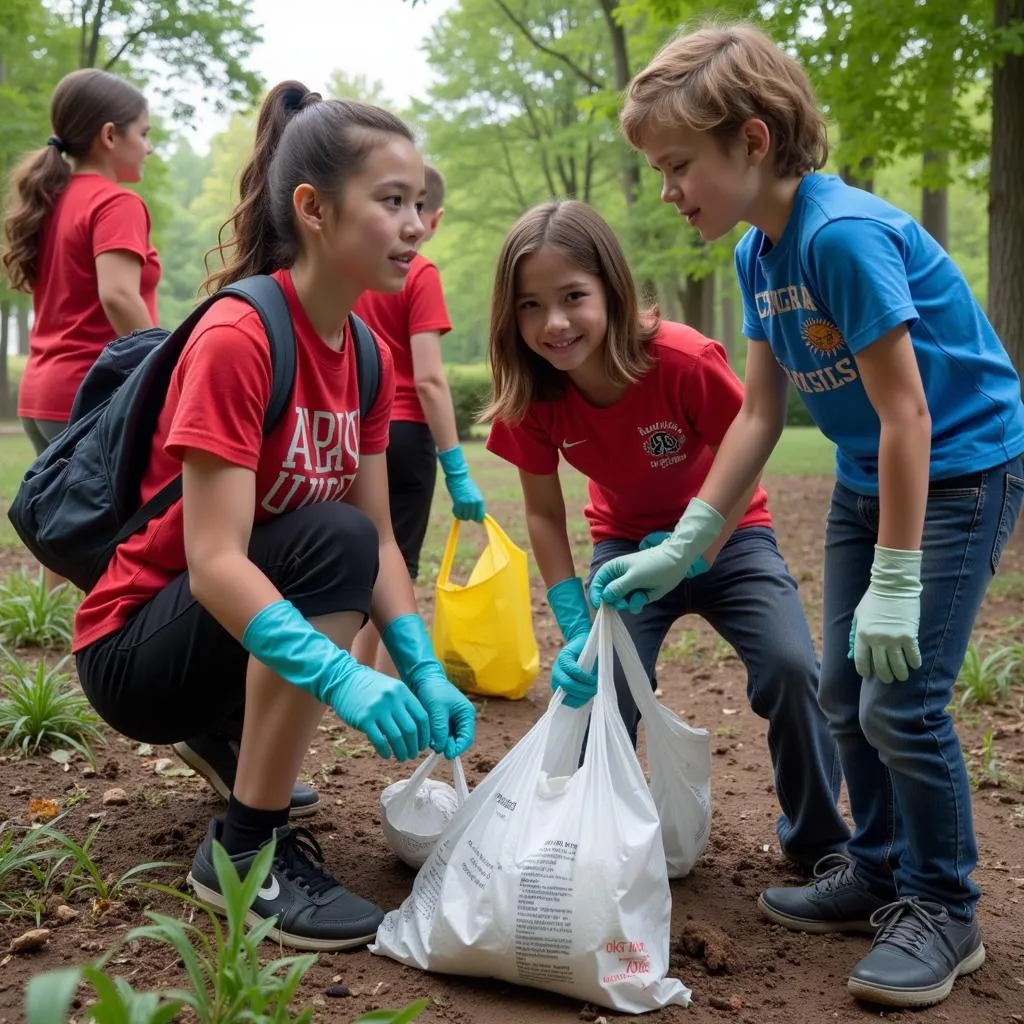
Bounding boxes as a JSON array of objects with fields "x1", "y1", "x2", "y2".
[
  {"x1": 589, "y1": 498, "x2": 725, "y2": 612},
  {"x1": 639, "y1": 532, "x2": 710, "y2": 578},
  {"x1": 849, "y1": 546, "x2": 923, "y2": 684}
]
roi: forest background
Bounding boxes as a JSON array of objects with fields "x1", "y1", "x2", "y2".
[{"x1": 1, "y1": 0, "x2": 1022, "y2": 416}]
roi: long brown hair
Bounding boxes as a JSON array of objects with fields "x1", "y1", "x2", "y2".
[
  {"x1": 482, "y1": 200, "x2": 658, "y2": 425},
  {"x1": 203, "y1": 81, "x2": 414, "y2": 293},
  {"x1": 1, "y1": 69, "x2": 147, "y2": 292}
]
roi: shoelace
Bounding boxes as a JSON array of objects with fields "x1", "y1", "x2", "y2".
[
  {"x1": 869, "y1": 897, "x2": 949, "y2": 955},
  {"x1": 809, "y1": 852, "x2": 857, "y2": 894},
  {"x1": 274, "y1": 826, "x2": 338, "y2": 899}
]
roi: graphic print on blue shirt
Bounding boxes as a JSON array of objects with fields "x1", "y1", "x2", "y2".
[{"x1": 734, "y1": 174, "x2": 1024, "y2": 495}]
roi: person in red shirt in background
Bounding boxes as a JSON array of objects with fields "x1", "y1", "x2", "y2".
[
  {"x1": 352, "y1": 164, "x2": 485, "y2": 675},
  {"x1": 71, "y1": 82, "x2": 475, "y2": 950},
  {"x1": 486, "y1": 200, "x2": 849, "y2": 871},
  {"x1": 1, "y1": 68, "x2": 160, "y2": 590}
]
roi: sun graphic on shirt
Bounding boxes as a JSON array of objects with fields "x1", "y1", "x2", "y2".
[{"x1": 801, "y1": 317, "x2": 846, "y2": 356}]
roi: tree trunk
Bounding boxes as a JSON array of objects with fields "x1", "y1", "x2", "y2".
[
  {"x1": 720, "y1": 292, "x2": 736, "y2": 362},
  {"x1": 840, "y1": 156, "x2": 875, "y2": 193},
  {"x1": 989, "y1": 0, "x2": 1024, "y2": 373},
  {"x1": 921, "y1": 150, "x2": 949, "y2": 251},
  {"x1": 682, "y1": 271, "x2": 716, "y2": 338},
  {"x1": 16, "y1": 303, "x2": 29, "y2": 356},
  {"x1": 0, "y1": 301, "x2": 11, "y2": 418}
]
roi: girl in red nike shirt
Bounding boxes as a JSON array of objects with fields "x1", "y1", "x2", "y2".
[
  {"x1": 71, "y1": 82, "x2": 475, "y2": 951},
  {"x1": 2, "y1": 69, "x2": 159, "y2": 588},
  {"x1": 486, "y1": 199, "x2": 846, "y2": 872}
]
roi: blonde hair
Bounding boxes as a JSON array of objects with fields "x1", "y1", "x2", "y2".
[
  {"x1": 482, "y1": 200, "x2": 657, "y2": 425},
  {"x1": 620, "y1": 21, "x2": 828, "y2": 178}
]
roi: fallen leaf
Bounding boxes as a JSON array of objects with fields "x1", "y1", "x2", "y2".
[
  {"x1": 101, "y1": 788, "x2": 129, "y2": 806},
  {"x1": 721, "y1": 708, "x2": 740, "y2": 715},
  {"x1": 49, "y1": 750, "x2": 71, "y2": 764},
  {"x1": 158, "y1": 767, "x2": 195, "y2": 778},
  {"x1": 135, "y1": 743, "x2": 153, "y2": 756},
  {"x1": 54, "y1": 905, "x2": 78, "y2": 923},
  {"x1": 28, "y1": 798, "x2": 60, "y2": 822}
]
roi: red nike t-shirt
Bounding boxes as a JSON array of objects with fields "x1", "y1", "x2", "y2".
[
  {"x1": 19, "y1": 173, "x2": 161, "y2": 421},
  {"x1": 487, "y1": 321, "x2": 772, "y2": 543},
  {"x1": 73, "y1": 269, "x2": 395, "y2": 652},
  {"x1": 352, "y1": 253, "x2": 451, "y2": 423}
]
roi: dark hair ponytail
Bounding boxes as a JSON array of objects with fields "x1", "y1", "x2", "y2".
[
  {"x1": 203, "y1": 80, "x2": 415, "y2": 293},
  {"x1": 1, "y1": 69, "x2": 147, "y2": 292}
]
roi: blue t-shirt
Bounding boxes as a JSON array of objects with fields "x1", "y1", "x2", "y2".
[{"x1": 735, "y1": 173, "x2": 1024, "y2": 494}]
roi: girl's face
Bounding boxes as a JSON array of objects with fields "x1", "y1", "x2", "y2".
[
  {"x1": 109, "y1": 111, "x2": 152, "y2": 183},
  {"x1": 321, "y1": 135, "x2": 426, "y2": 295},
  {"x1": 514, "y1": 245, "x2": 608, "y2": 382}
]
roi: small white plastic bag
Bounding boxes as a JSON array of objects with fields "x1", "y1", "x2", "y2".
[
  {"x1": 380, "y1": 753, "x2": 469, "y2": 869},
  {"x1": 370, "y1": 605, "x2": 691, "y2": 1013},
  {"x1": 608, "y1": 611, "x2": 713, "y2": 878}
]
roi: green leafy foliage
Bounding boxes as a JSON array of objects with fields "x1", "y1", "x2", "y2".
[
  {"x1": 0, "y1": 649, "x2": 105, "y2": 763},
  {"x1": 0, "y1": 569, "x2": 78, "y2": 649}
]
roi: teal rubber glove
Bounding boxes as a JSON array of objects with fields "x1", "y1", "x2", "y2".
[
  {"x1": 547, "y1": 577, "x2": 597, "y2": 708},
  {"x1": 438, "y1": 445, "x2": 486, "y2": 523},
  {"x1": 638, "y1": 531, "x2": 711, "y2": 578},
  {"x1": 849, "y1": 546, "x2": 923, "y2": 684},
  {"x1": 381, "y1": 614, "x2": 476, "y2": 759},
  {"x1": 242, "y1": 600, "x2": 429, "y2": 761},
  {"x1": 590, "y1": 499, "x2": 725, "y2": 611}
]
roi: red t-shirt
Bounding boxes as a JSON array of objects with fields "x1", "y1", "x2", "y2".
[
  {"x1": 19, "y1": 173, "x2": 161, "y2": 421},
  {"x1": 73, "y1": 269, "x2": 395, "y2": 652},
  {"x1": 352, "y1": 253, "x2": 451, "y2": 424},
  {"x1": 486, "y1": 321, "x2": 772, "y2": 543}
]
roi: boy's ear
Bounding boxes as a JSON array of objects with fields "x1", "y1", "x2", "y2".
[
  {"x1": 428, "y1": 207, "x2": 444, "y2": 233},
  {"x1": 741, "y1": 118, "x2": 771, "y2": 166}
]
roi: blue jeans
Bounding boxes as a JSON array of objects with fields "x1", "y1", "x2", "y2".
[
  {"x1": 819, "y1": 457, "x2": 1024, "y2": 921},
  {"x1": 589, "y1": 526, "x2": 850, "y2": 865}
]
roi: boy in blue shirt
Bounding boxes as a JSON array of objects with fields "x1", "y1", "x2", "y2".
[{"x1": 598, "y1": 20, "x2": 1024, "y2": 1010}]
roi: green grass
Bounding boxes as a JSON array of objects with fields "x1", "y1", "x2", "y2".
[
  {"x1": 0, "y1": 432, "x2": 34, "y2": 548},
  {"x1": 766, "y1": 427, "x2": 836, "y2": 477}
]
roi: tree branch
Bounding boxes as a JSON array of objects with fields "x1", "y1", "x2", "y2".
[
  {"x1": 490, "y1": 0, "x2": 603, "y2": 91},
  {"x1": 103, "y1": 23, "x2": 152, "y2": 70}
]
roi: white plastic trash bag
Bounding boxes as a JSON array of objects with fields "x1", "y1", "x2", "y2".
[
  {"x1": 610, "y1": 611, "x2": 713, "y2": 878},
  {"x1": 380, "y1": 752, "x2": 469, "y2": 869},
  {"x1": 370, "y1": 606, "x2": 691, "y2": 1013}
]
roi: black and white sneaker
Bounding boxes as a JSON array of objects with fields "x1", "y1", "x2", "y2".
[
  {"x1": 173, "y1": 734, "x2": 320, "y2": 819},
  {"x1": 186, "y1": 819, "x2": 385, "y2": 951}
]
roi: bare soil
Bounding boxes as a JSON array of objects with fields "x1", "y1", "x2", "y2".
[{"x1": 0, "y1": 476, "x2": 1022, "y2": 1024}]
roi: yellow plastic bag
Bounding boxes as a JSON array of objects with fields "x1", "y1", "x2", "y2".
[{"x1": 431, "y1": 515, "x2": 539, "y2": 700}]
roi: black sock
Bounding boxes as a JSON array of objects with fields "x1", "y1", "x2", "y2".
[{"x1": 221, "y1": 795, "x2": 289, "y2": 856}]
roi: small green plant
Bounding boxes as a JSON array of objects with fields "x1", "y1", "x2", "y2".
[
  {"x1": 0, "y1": 569, "x2": 78, "y2": 649},
  {"x1": 0, "y1": 820, "x2": 71, "y2": 919},
  {"x1": 0, "y1": 648, "x2": 105, "y2": 764},
  {"x1": 53, "y1": 820, "x2": 180, "y2": 902},
  {"x1": 955, "y1": 642, "x2": 1020, "y2": 708},
  {"x1": 22, "y1": 832, "x2": 429, "y2": 1024},
  {"x1": 662, "y1": 629, "x2": 699, "y2": 663}
]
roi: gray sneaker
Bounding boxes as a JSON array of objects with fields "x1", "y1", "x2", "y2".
[
  {"x1": 187, "y1": 819, "x2": 385, "y2": 951},
  {"x1": 757, "y1": 853, "x2": 893, "y2": 934},
  {"x1": 173, "y1": 734, "x2": 320, "y2": 819},
  {"x1": 847, "y1": 897, "x2": 985, "y2": 1008}
]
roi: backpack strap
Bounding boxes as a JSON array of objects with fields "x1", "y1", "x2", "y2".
[
  {"x1": 112, "y1": 275, "x2": 296, "y2": 546},
  {"x1": 348, "y1": 312, "x2": 381, "y2": 421},
  {"x1": 220, "y1": 276, "x2": 297, "y2": 436}
]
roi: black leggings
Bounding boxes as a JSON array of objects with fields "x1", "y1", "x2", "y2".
[
  {"x1": 387, "y1": 420, "x2": 438, "y2": 580},
  {"x1": 76, "y1": 502, "x2": 379, "y2": 745}
]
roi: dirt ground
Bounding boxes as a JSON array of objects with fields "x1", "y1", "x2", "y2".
[{"x1": 0, "y1": 475, "x2": 1022, "y2": 1024}]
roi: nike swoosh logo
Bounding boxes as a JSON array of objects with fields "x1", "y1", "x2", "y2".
[
  {"x1": 258, "y1": 874, "x2": 281, "y2": 901},
  {"x1": 562, "y1": 439, "x2": 587, "y2": 449}
]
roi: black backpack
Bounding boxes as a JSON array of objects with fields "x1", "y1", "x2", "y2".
[{"x1": 7, "y1": 275, "x2": 381, "y2": 593}]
